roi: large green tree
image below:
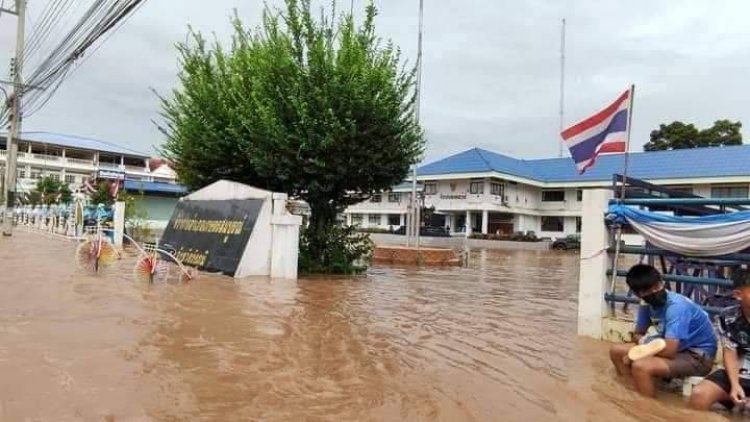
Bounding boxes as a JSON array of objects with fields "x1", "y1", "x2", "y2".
[
  {"x1": 156, "y1": 0, "x2": 424, "y2": 273},
  {"x1": 644, "y1": 119, "x2": 742, "y2": 151}
]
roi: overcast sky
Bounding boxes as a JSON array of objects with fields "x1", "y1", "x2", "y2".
[{"x1": 1, "y1": 0, "x2": 750, "y2": 163}]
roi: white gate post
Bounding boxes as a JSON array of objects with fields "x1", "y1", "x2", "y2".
[{"x1": 577, "y1": 189, "x2": 613, "y2": 338}]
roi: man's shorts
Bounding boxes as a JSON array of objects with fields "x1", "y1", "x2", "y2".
[
  {"x1": 704, "y1": 369, "x2": 750, "y2": 410},
  {"x1": 665, "y1": 349, "x2": 714, "y2": 378}
]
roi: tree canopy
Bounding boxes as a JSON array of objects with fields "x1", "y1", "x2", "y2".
[
  {"x1": 156, "y1": 0, "x2": 424, "y2": 273},
  {"x1": 644, "y1": 120, "x2": 742, "y2": 151}
]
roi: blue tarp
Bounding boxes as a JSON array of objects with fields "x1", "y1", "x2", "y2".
[{"x1": 607, "y1": 203, "x2": 750, "y2": 225}]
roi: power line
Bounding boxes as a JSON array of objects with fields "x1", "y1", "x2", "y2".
[{"x1": 1, "y1": 0, "x2": 147, "y2": 124}]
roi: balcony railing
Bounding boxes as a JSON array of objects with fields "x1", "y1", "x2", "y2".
[
  {"x1": 66, "y1": 157, "x2": 95, "y2": 166},
  {"x1": 124, "y1": 164, "x2": 148, "y2": 173},
  {"x1": 98, "y1": 162, "x2": 122, "y2": 169},
  {"x1": 31, "y1": 153, "x2": 61, "y2": 161}
]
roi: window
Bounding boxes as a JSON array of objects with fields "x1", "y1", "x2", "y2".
[
  {"x1": 469, "y1": 181, "x2": 484, "y2": 194},
  {"x1": 576, "y1": 217, "x2": 582, "y2": 233},
  {"x1": 388, "y1": 193, "x2": 401, "y2": 203},
  {"x1": 30, "y1": 170, "x2": 41, "y2": 180},
  {"x1": 49, "y1": 173, "x2": 60, "y2": 182},
  {"x1": 541, "y1": 216, "x2": 564, "y2": 232},
  {"x1": 351, "y1": 214, "x2": 363, "y2": 226},
  {"x1": 424, "y1": 183, "x2": 437, "y2": 195},
  {"x1": 371, "y1": 193, "x2": 382, "y2": 203},
  {"x1": 542, "y1": 190, "x2": 565, "y2": 202},
  {"x1": 711, "y1": 186, "x2": 748, "y2": 199},
  {"x1": 17, "y1": 170, "x2": 25, "y2": 179},
  {"x1": 65, "y1": 175, "x2": 76, "y2": 184},
  {"x1": 368, "y1": 214, "x2": 381, "y2": 225},
  {"x1": 388, "y1": 214, "x2": 401, "y2": 226},
  {"x1": 577, "y1": 190, "x2": 583, "y2": 201},
  {"x1": 490, "y1": 182, "x2": 504, "y2": 197},
  {"x1": 668, "y1": 187, "x2": 694, "y2": 196}
]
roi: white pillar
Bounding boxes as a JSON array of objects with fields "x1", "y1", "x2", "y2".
[
  {"x1": 113, "y1": 201, "x2": 125, "y2": 247},
  {"x1": 481, "y1": 209, "x2": 489, "y2": 234},
  {"x1": 346, "y1": 213, "x2": 352, "y2": 226},
  {"x1": 465, "y1": 210, "x2": 472, "y2": 237},
  {"x1": 270, "y1": 193, "x2": 303, "y2": 279},
  {"x1": 577, "y1": 189, "x2": 613, "y2": 339}
]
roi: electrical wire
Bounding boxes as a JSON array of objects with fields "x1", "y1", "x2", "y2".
[{"x1": 0, "y1": 0, "x2": 146, "y2": 126}]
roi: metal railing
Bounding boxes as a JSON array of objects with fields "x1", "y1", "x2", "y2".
[{"x1": 606, "y1": 175, "x2": 749, "y2": 315}]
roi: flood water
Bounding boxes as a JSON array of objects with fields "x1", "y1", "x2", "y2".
[{"x1": 0, "y1": 231, "x2": 739, "y2": 421}]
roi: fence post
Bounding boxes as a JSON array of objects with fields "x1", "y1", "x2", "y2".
[
  {"x1": 113, "y1": 201, "x2": 125, "y2": 247},
  {"x1": 577, "y1": 189, "x2": 613, "y2": 338}
]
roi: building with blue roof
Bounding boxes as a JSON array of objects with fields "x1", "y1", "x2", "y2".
[
  {"x1": 345, "y1": 145, "x2": 750, "y2": 239},
  {"x1": 1, "y1": 132, "x2": 187, "y2": 228}
]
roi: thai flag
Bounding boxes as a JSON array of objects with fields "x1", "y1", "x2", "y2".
[{"x1": 561, "y1": 88, "x2": 631, "y2": 174}]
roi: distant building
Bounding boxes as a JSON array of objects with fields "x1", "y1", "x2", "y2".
[
  {"x1": 0, "y1": 132, "x2": 187, "y2": 228},
  {"x1": 344, "y1": 145, "x2": 750, "y2": 239}
]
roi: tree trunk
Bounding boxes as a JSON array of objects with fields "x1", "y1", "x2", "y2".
[{"x1": 306, "y1": 201, "x2": 338, "y2": 269}]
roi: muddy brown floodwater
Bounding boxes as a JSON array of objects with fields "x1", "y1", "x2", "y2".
[{"x1": 0, "y1": 231, "x2": 740, "y2": 421}]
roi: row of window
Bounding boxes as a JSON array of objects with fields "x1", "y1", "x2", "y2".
[
  {"x1": 18, "y1": 170, "x2": 83, "y2": 184},
  {"x1": 350, "y1": 214, "x2": 401, "y2": 226},
  {"x1": 370, "y1": 184, "x2": 750, "y2": 204},
  {"x1": 370, "y1": 193, "x2": 401, "y2": 203},
  {"x1": 541, "y1": 216, "x2": 582, "y2": 233}
]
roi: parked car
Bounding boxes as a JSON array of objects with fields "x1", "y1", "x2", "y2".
[{"x1": 552, "y1": 234, "x2": 580, "y2": 250}]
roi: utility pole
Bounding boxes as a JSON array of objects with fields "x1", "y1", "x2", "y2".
[
  {"x1": 407, "y1": 0, "x2": 424, "y2": 249},
  {"x1": 2, "y1": 0, "x2": 25, "y2": 236}
]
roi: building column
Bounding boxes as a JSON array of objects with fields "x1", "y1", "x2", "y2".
[
  {"x1": 346, "y1": 213, "x2": 352, "y2": 226},
  {"x1": 465, "y1": 210, "x2": 472, "y2": 237},
  {"x1": 481, "y1": 209, "x2": 489, "y2": 234}
]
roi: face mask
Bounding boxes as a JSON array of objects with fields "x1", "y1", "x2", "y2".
[{"x1": 642, "y1": 289, "x2": 668, "y2": 307}]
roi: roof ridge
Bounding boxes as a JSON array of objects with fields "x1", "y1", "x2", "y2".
[{"x1": 473, "y1": 148, "x2": 495, "y2": 172}]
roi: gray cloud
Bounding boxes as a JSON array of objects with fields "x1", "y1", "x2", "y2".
[{"x1": 1, "y1": 0, "x2": 749, "y2": 163}]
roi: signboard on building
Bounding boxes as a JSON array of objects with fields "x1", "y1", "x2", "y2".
[
  {"x1": 159, "y1": 199, "x2": 263, "y2": 276},
  {"x1": 97, "y1": 169, "x2": 126, "y2": 180}
]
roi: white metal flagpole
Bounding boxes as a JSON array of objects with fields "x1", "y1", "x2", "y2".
[
  {"x1": 610, "y1": 84, "x2": 635, "y2": 297},
  {"x1": 558, "y1": 18, "x2": 566, "y2": 158},
  {"x1": 620, "y1": 84, "x2": 635, "y2": 199}
]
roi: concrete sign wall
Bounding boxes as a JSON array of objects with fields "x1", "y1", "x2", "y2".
[
  {"x1": 159, "y1": 180, "x2": 302, "y2": 279},
  {"x1": 160, "y1": 199, "x2": 264, "y2": 276}
]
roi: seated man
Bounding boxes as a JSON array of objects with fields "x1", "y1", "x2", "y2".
[
  {"x1": 609, "y1": 264, "x2": 717, "y2": 397},
  {"x1": 690, "y1": 269, "x2": 750, "y2": 411}
]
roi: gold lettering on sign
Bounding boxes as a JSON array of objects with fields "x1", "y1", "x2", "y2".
[
  {"x1": 172, "y1": 219, "x2": 244, "y2": 235},
  {"x1": 176, "y1": 248, "x2": 211, "y2": 267}
]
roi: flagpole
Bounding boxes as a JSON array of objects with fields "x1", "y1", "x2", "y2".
[
  {"x1": 620, "y1": 84, "x2": 635, "y2": 200},
  {"x1": 558, "y1": 18, "x2": 566, "y2": 158},
  {"x1": 610, "y1": 84, "x2": 635, "y2": 300}
]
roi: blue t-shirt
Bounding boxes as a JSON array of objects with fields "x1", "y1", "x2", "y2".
[{"x1": 635, "y1": 291, "x2": 717, "y2": 358}]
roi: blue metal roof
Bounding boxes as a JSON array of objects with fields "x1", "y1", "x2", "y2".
[
  {"x1": 1, "y1": 132, "x2": 151, "y2": 157},
  {"x1": 124, "y1": 180, "x2": 187, "y2": 194},
  {"x1": 418, "y1": 145, "x2": 750, "y2": 183}
]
